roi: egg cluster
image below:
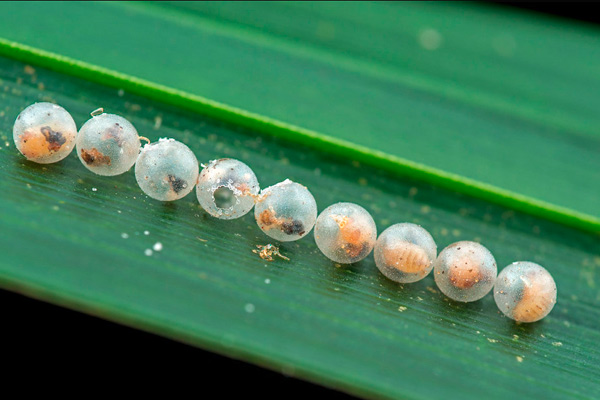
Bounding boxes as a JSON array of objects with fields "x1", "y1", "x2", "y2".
[{"x1": 13, "y1": 102, "x2": 558, "y2": 323}]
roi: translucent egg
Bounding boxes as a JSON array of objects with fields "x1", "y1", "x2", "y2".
[
  {"x1": 135, "y1": 138, "x2": 199, "y2": 201},
  {"x1": 314, "y1": 202, "x2": 377, "y2": 264},
  {"x1": 254, "y1": 179, "x2": 317, "y2": 241},
  {"x1": 434, "y1": 241, "x2": 497, "y2": 302},
  {"x1": 374, "y1": 223, "x2": 436, "y2": 283},
  {"x1": 494, "y1": 262, "x2": 557, "y2": 323},
  {"x1": 13, "y1": 102, "x2": 77, "y2": 163},
  {"x1": 196, "y1": 158, "x2": 260, "y2": 219},
  {"x1": 76, "y1": 113, "x2": 141, "y2": 176}
]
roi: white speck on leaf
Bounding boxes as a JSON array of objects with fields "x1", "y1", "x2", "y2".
[
  {"x1": 153, "y1": 242, "x2": 163, "y2": 252},
  {"x1": 245, "y1": 303, "x2": 255, "y2": 313},
  {"x1": 144, "y1": 249, "x2": 153, "y2": 256}
]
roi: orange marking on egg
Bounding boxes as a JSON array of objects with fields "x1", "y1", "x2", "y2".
[
  {"x1": 512, "y1": 284, "x2": 555, "y2": 323},
  {"x1": 19, "y1": 130, "x2": 51, "y2": 159},
  {"x1": 80, "y1": 148, "x2": 111, "y2": 166},
  {"x1": 449, "y1": 256, "x2": 482, "y2": 289}
]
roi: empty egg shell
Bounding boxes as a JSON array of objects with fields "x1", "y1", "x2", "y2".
[
  {"x1": 254, "y1": 179, "x2": 317, "y2": 242},
  {"x1": 314, "y1": 202, "x2": 377, "y2": 264},
  {"x1": 77, "y1": 113, "x2": 141, "y2": 176},
  {"x1": 374, "y1": 223, "x2": 436, "y2": 283},
  {"x1": 196, "y1": 158, "x2": 260, "y2": 219},
  {"x1": 433, "y1": 241, "x2": 497, "y2": 302},
  {"x1": 135, "y1": 138, "x2": 199, "y2": 201},
  {"x1": 494, "y1": 261, "x2": 557, "y2": 323},
  {"x1": 13, "y1": 102, "x2": 77, "y2": 164}
]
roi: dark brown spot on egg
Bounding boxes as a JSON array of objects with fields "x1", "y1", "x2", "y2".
[
  {"x1": 168, "y1": 175, "x2": 187, "y2": 193},
  {"x1": 40, "y1": 126, "x2": 66, "y2": 151},
  {"x1": 281, "y1": 220, "x2": 305, "y2": 236}
]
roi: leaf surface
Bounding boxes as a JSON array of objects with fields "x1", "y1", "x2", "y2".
[{"x1": 0, "y1": 53, "x2": 598, "y2": 400}]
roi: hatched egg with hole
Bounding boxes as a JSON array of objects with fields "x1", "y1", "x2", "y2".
[{"x1": 196, "y1": 158, "x2": 260, "y2": 219}]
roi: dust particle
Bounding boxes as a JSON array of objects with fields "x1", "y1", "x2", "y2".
[
  {"x1": 398, "y1": 306, "x2": 407, "y2": 312},
  {"x1": 121, "y1": 233, "x2": 129, "y2": 239},
  {"x1": 244, "y1": 303, "x2": 255, "y2": 313},
  {"x1": 516, "y1": 356, "x2": 523, "y2": 363},
  {"x1": 153, "y1": 242, "x2": 163, "y2": 252},
  {"x1": 264, "y1": 279, "x2": 271, "y2": 284},
  {"x1": 144, "y1": 249, "x2": 153, "y2": 256},
  {"x1": 487, "y1": 338, "x2": 498, "y2": 343},
  {"x1": 144, "y1": 230, "x2": 150, "y2": 235},
  {"x1": 552, "y1": 342, "x2": 563, "y2": 347},
  {"x1": 154, "y1": 115, "x2": 162, "y2": 130},
  {"x1": 418, "y1": 28, "x2": 443, "y2": 50}
]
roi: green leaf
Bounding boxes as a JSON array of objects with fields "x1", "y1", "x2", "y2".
[
  {"x1": 0, "y1": 1, "x2": 598, "y2": 217},
  {"x1": 0, "y1": 48, "x2": 599, "y2": 400}
]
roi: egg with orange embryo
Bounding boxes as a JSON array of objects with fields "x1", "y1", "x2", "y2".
[
  {"x1": 494, "y1": 261, "x2": 557, "y2": 323},
  {"x1": 374, "y1": 223, "x2": 437, "y2": 283},
  {"x1": 433, "y1": 241, "x2": 497, "y2": 302},
  {"x1": 314, "y1": 202, "x2": 377, "y2": 264},
  {"x1": 13, "y1": 102, "x2": 77, "y2": 164}
]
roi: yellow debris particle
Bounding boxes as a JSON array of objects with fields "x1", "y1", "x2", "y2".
[
  {"x1": 516, "y1": 356, "x2": 523, "y2": 363},
  {"x1": 253, "y1": 244, "x2": 289, "y2": 261},
  {"x1": 552, "y1": 342, "x2": 563, "y2": 347},
  {"x1": 487, "y1": 338, "x2": 499, "y2": 343},
  {"x1": 398, "y1": 306, "x2": 407, "y2": 312}
]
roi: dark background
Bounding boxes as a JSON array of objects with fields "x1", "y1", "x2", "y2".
[{"x1": 2, "y1": 3, "x2": 596, "y2": 397}]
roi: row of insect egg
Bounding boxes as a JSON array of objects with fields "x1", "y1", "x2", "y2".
[{"x1": 13, "y1": 103, "x2": 557, "y2": 323}]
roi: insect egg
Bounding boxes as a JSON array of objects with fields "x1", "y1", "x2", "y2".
[
  {"x1": 374, "y1": 223, "x2": 436, "y2": 283},
  {"x1": 13, "y1": 102, "x2": 77, "y2": 164},
  {"x1": 314, "y1": 202, "x2": 377, "y2": 264},
  {"x1": 135, "y1": 138, "x2": 199, "y2": 201},
  {"x1": 254, "y1": 179, "x2": 317, "y2": 241},
  {"x1": 77, "y1": 113, "x2": 141, "y2": 176},
  {"x1": 196, "y1": 158, "x2": 260, "y2": 219},
  {"x1": 433, "y1": 241, "x2": 497, "y2": 302},
  {"x1": 494, "y1": 261, "x2": 557, "y2": 323}
]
